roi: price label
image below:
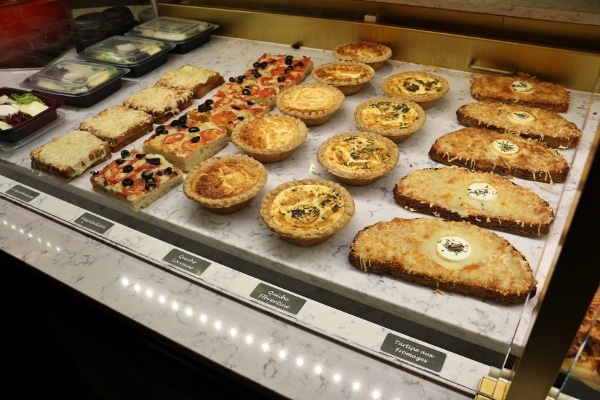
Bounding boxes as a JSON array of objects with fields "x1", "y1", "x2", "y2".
[
  {"x1": 74, "y1": 212, "x2": 114, "y2": 234},
  {"x1": 250, "y1": 283, "x2": 306, "y2": 315},
  {"x1": 380, "y1": 333, "x2": 447, "y2": 372},
  {"x1": 162, "y1": 249, "x2": 210, "y2": 278},
  {"x1": 6, "y1": 185, "x2": 39, "y2": 203}
]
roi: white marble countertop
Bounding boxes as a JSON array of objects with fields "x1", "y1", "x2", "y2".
[
  {"x1": 370, "y1": 0, "x2": 600, "y2": 25},
  {"x1": 0, "y1": 34, "x2": 598, "y2": 398}
]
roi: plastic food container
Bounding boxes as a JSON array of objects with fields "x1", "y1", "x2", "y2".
[
  {"x1": 127, "y1": 17, "x2": 216, "y2": 54},
  {"x1": 21, "y1": 60, "x2": 127, "y2": 107},
  {"x1": 78, "y1": 35, "x2": 173, "y2": 77},
  {"x1": 0, "y1": 87, "x2": 60, "y2": 143}
]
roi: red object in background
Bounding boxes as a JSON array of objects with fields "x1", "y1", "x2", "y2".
[{"x1": 0, "y1": 0, "x2": 73, "y2": 68}]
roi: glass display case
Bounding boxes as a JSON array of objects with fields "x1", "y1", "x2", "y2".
[{"x1": 1, "y1": 1, "x2": 598, "y2": 399}]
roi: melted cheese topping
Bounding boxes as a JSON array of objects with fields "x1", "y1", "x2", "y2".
[
  {"x1": 124, "y1": 86, "x2": 191, "y2": 114},
  {"x1": 279, "y1": 86, "x2": 342, "y2": 111},
  {"x1": 395, "y1": 168, "x2": 554, "y2": 227},
  {"x1": 491, "y1": 139, "x2": 519, "y2": 155},
  {"x1": 467, "y1": 182, "x2": 498, "y2": 201},
  {"x1": 393, "y1": 74, "x2": 443, "y2": 95},
  {"x1": 80, "y1": 105, "x2": 152, "y2": 138},
  {"x1": 358, "y1": 100, "x2": 419, "y2": 129},
  {"x1": 194, "y1": 160, "x2": 263, "y2": 199},
  {"x1": 270, "y1": 184, "x2": 346, "y2": 231},
  {"x1": 334, "y1": 42, "x2": 391, "y2": 62},
  {"x1": 237, "y1": 115, "x2": 300, "y2": 149},
  {"x1": 36, "y1": 130, "x2": 108, "y2": 176},
  {"x1": 436, "y1": 235, "x2": 472, "y2": 263},
  {"x1": 158, "y1": 64, "x2": 216, "y2": 87},
  {"x1": 313, "y1": 62, "x2": 373, "y2": 83},
  {"x1": 323, "y1": 134, "x2": 391, "y2": 173}
]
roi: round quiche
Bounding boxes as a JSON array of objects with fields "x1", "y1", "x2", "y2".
[
  {"x1": 311, "y1": 61, "x2": 375, "y2": 95},
  {"x1": 260, "y1": 178, "x2": 355, "y2": 246},
  {"x1": 317, "y1": 131, "x2": 399, "y2": 185},
  {"x1": 354, "y1": 97, "x2": 426, "y2": 143},
  {"x1": 382, "y1": 70, "x2": 450, "y2": 110},
  {"x1": 332, "y1": 41, "x2": 392, "y2": 71},
  {"x1": 184, "y1": 154, "x2": 268, "y2": 214},
  {"x1": 276, "y1": 83, "x2": 345, "y2": 126},
  {"x1": 231, "y1": 114, "x2": 308, "y2": 163}
]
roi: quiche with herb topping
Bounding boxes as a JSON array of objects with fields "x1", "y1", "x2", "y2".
[
  {"x1": 428, "y1": 127, "x2": 570, "y2": 183},
  {"x1": 354, "y1": 97, "x2": 426, "y2": 143},
  {"x1": 260, "y1": 178, "x2": 355, "y2": 246},
  {"x1": 349, "y1": 217, "x2": 537, "y2": 304},
  {"x1": 382, "y1": 70, "x2": 450, "y2": 110},
  {"x1": 456, "y1": 101, "x2": 581, "y2": 149},
  {"x1": 332, "y1": 41, "x2": 392, "y2": 71},
  {"x1": 393, "y1": 167, "x2": 554, "y2": 236},
  {"x1": 317, "y1": 131, "x2": 399, "y2": 185}
]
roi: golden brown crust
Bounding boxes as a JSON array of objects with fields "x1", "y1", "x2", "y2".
[
  {"x1": 311, "y1": 61, "x2": 375, "y2": 95},
  {"x1": 428, "y1": 127, "x2": 570, "y2": 183},
  {"x1": 156, "y1": 64, "x2": 224, "y2": 99},
  {"x1": 456, "y1": 101, "x2": 581, "y2": 149},
  {"x1": 470, "y1": 72, "x2": 570, "y2": 113},
  {"x1": 123, "y1": 85, "x2": 193, "y2": 124},
  {"x1": 333, "y1": 41, "x2": 392, "y2": 70},
  {"x1": 317, "y1": 131, "x2": 399, "y2": 185},
  {"x1": 562, "y1": 287, "x2": 600, "y2": 391},
  {"x1": 393, "y1": 167, "x2": 555, "y2": 236},
  {"x1": 79, "y1": 105, "x2": 154, "y2": 152},
  {"x1": 30, "y1": 129, "x2": 111, "y2": 181},
  {"x1": 230, "y1": 114, "x2": 308, "y2": 163},
  {"x1": 354, "y1": 97, "x2": 426, "y2": 143},
  {"x1": 276, "y1": 83, "x2": 345, "y2": 126},
  {"x1": 183, "y1": 154, "x2": 268, "y2": 214},
  {"x1": 348, "y1": 217, "x2": 537, "y2": 304},
  {"x1": 381, "y1": 70, "x2": 450, "y2": 110},
  {"x1": 260, "y1": 178, "x2": 355, "y2": 246}
]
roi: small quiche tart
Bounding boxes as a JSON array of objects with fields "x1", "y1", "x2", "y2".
[
  {"x1": 260, "y1": 178, "x2": 355, "y2": 246},
  {"x1": 311, "y1": 61, "x2": 375, "y2": 95},
  {"x1": 333, "y1": 41, "x2": 392, "y2": 71},
  {"x1": 354, "y1": 97, "x2": 426, "y2": 143},
  {"x1": 317, "y1": 131, "x2": 399, "y2": 185},
  {"x1": 231, "y1": 114, "x2": 308, "y2": 163},
  {"x1": 382, "y1": 70, "x2": 450, "y2": 110},
  {"x1": 184, "y1": 154, "x2": 268, "y2": 214},
  {"x1": 276, "y1": 83, "x2": 345, "y2": 126}
]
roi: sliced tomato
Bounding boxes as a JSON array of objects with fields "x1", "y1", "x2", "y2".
[
  {"x1": 211, "y1": 110, "x2": 238, "y2": 126},
  {"x1": 163, "y1": 132, "x2": 185, "y2": 145},
  {"x1": 269, "y1": 66, "x2": 288, "y2": 77},
  {"x1": 119, "y1": 178, "x2": 148, "y2": 198},
  {"x1": 181, "y1": 140, "x2": 200, "y2": 153}
]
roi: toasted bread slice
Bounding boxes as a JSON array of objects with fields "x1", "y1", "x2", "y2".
[
  {"x1": 393, "y1": 167, "x2": 554, "y2": 236},
  {"x1": 79, "y1": 105, "x2": 154, "y2": 152},
  {"x1": 123, "y1": 85, "x2": 193, "y2": 124},
  {"x1": 428, "y1": 127, "x2": 570, "y2": 183},
  {"x1": 470, "y1": 73, "x2": 570, "y2": 113},
  {"x1": 30, "y1": 129, "x2": 111, "y2": 181},
  {"x1": 142, "y1": 119, "x2": 228, "y2": 172},
  {"x1": 90, "y1": 149, "x2": 183, "y2": 211},
  {"x1": 456, "y1": 101, "x2": 581, "y2": 148},
  {"x1": 156, "y1": 64, "x2": 224, "y2": 99},
  {"x1": 349, "y1": 217, "x2": 537, "y2": 304}
]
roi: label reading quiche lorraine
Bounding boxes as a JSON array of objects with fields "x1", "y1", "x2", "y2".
[{"x1": 271, "y1": 184, "x2": 345, "y2": 231}]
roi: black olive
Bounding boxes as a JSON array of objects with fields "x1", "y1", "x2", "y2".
[
  {"x1": 205, "y1": 99, "x2": 214, "y2": 106},
  {"x1": 188, "y1": 126, "x2": 200, "y2": 133},
  {"x1": 236, "y1": 75, "x2": 245, "y2": 83},
  {"x1": 237, "y1": 116, "x2": 245, "y2": 121},
  {"x1": 122, "y1": 164, "x2": 133, "y2": 173},
  {"x1": 198, "y1": 103, "x2": 211, "y2": 112},
  {"x1": 297, "y1": 61, "x2": 305, "y2": 67},
  {"x1": 164, "y1": 167, "x2": 173, "y2": 175},
  {"x1": 277, "y1": 76, "x2": 286, "y2": 83},
  {"x1": 260, "y1": 61, "x2": 268, "y2": 68},
  {"x1": 120, "y1": 149, "x2": 130, "y2": 158},
  {"x1": 228, "y1": 77, "x2": 236, "y2": 83},
  {"x1": 155, "y1": 125, "x2": 166, "y2": 134},
  {"x1": 145, "y1": 180, "x2": 157, "y2": 190},
  {"x1": 141, "y1": 170, "x2": 154, "y2": 180},
  {"x1": 122, "y1": 178, "x2": 133, "y2": 186},
  {"x1": 91, "y1": 171, "x2": 98, "y2": 176},
  {"x1": 285, "y1": 55, "x2": 293, "y2": 65},
  {"x1": 170, "y1": 119, "x2": 180, "y2": 127},
  {"x1": 286, "y1": 65, "x2": 294, "y2": 71},
  {"x1": 116, "y1": 159, "x2": 125, "y2": 165},
  {"x1": 178, "y1": 114, "x2": 187, "y2": 123},
  {"x1": 232, "y1": 105, "x2": 241, "y2": 110},
  {"x1": 191, "y1": 136, "x2": 200, "y2": 143},
  {"x1": 147, "y1": 157, "x2": 161, "y2": 165},
  {"x1": 247, "y1": 100, "x2": 255, "y2": 106},
  {"x1": 136, "y1": 153, "x2": 146, "y2": 159},
  {"x1": 252, "y1": 70, "x2": 262, "y2": 79},
  {"x1": 291, "y1": 43, "x2": 301, "y2": 49},
  {"x1": 242, "y1": 88, "x2": 251, "y2": 96}
]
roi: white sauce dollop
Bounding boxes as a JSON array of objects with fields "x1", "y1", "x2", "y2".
[
  {"x1": 468, "y1": 182, "x2": 498, "y2": 202},
  {"x1": 436, "y1": 236, "x2": 471, "y2": 261},
  {"x1": 511, "y1": 80, "x2": 535, "y2": 93},
  {"x1": 508, "y1": 110, "x2": 535, "y2": 124},
  {"x1": 492, "y1": 139, "x2": 519, "y2": 155}
]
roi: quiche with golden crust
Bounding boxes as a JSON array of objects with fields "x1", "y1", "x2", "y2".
[
  {"x1": 349, "y1": 217, "x2": 537, "y2": 304},
  {"x1": 428, "y1": 127, "x2": 570, "y2": 183},
  {"x1": 317, "y1": 131, "x2": 399, "y2": 185},
  {"x1": 311, "y1": 61, "x2": 375, "y2": 95},
  {"x1": 354, "y1": 97, "x2": 426, "y2": 143},
  {"x1": 382, "y1": 70, "x2": 450, "y2": 110},
  {"x1": 260, "y1": 178, "x2": 355, "y2": 246},
  {"x1": 276, "y1": 83, "x2": 345, "y2": 126},
  {"x1": 184, "y1": 154, "x2": 268, "y2": 214},
  {"x1": 393, "y1": 167, "x2": 554, "y2": 236},
  {"x1": 333, "y1": 41, "x2": 392, "y2": 71},
  {"x1": 456, "y1": 101, "x2": 581, "y2": 149},
  {"x1": 470, "y1": 72, "x2": 570, "y2": 113},
  {"x1": 231, "y1": 114, "x2": 308, "y2": 163}
]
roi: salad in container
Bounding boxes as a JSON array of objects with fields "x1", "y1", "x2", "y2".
[{"x1": 0, "y1": 88, "x2": 60, "y2": 143}]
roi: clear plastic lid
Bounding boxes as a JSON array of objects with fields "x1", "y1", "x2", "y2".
[
  {"x1": 131, "y1": 17, "x2": 214, "y2": 42},
  {"x1": 80, "y1": 35, "x2": 171, "y2": 65},
  {"x1": 23, "y1": 60, "x2": 126, "y2": 94}
]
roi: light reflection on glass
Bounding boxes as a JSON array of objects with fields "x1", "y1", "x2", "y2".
[
  {"x1": 230, "y1": 327, "x2": 238, "y2": 337},
  {"x1": 278, "y1": 349, "x2": 287, "y2": 360},
  {"x1": 145, "y1": 289, "x2": 154, "y2": 299},
  {"x1": 133, "y1": 283, "x2": 141, "y2": 292},
  {"x1": 185, "y1": 307, "x2": 193, "y2": 317},
  {"x1": 245, "y1": 335, "x2": 254, "y2": 345},
  {"x1": 314, "y1": 365, "x2": 323, "y2": 375},
  {"x1": 296, "y1": 357, "x2": 304, "y2": 367},
  {"x1": 371, "y1": 389, "x2": 382, "y2": 399},
  {"x1": 158, "y1": 295, "x2": 166, "y2": 304},
  {"x1": 352, "y1": 381, "x2": 361, "y2": 391},
  {"x1": 171, "y1": 301, "x2": 179, "y2": 311},
  {"x1": 262, "y1": 342, "x2": 270, "y2": 352},
  {"x1": 333, "y1": 373, "x2": 341, "y2": 383},
  {"x1": 199, "y1": 313, "x2": 208, "y2": 323},
  {"x1": 214, "y1": 320, "x2": 222, "y2": 330}
]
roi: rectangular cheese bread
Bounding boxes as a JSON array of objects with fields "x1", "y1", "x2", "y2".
[
  {"x1": 156, "y1": 64, "x2": 224, "y2": 99},
  {"x1": 123, "y1": 85, "x2": 193, "y2": 124},
  {"x1": 31, "y1": 129, "x2": 111, "y2": 181}
]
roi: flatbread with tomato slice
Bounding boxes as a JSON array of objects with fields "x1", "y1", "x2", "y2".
[
  {"x1": 90, "y1": 149, "x2": 183, "y2": 211},
  {"x1": 142, "y1": 118, "x2": 228, "y2": 172}
]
